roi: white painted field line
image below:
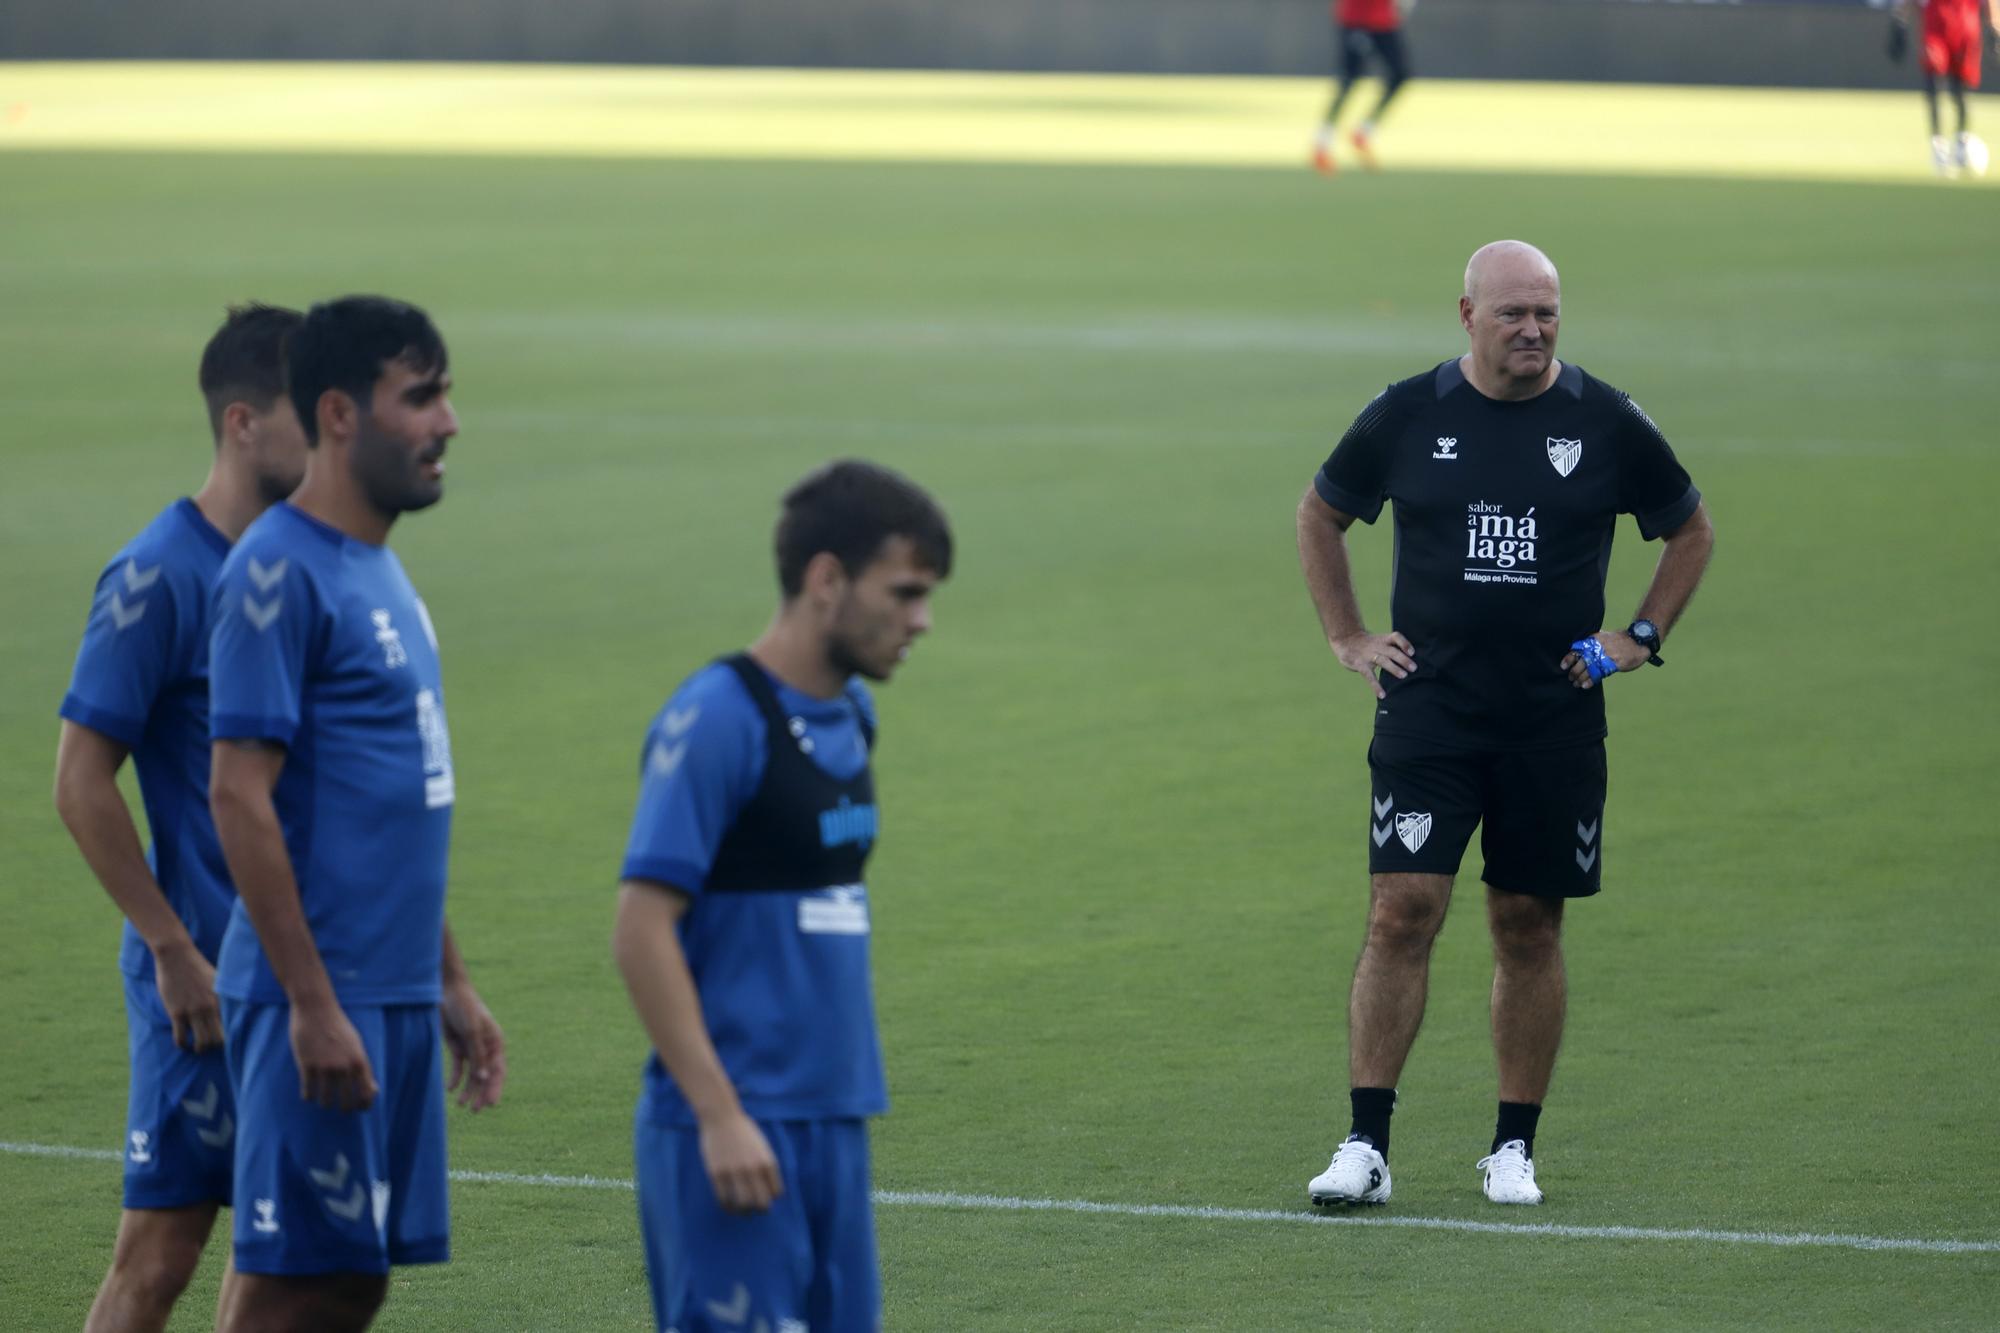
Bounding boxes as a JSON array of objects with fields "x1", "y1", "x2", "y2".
[{"x1": 7, "y1": 1141, "x2": 1996, "y2": 1257}]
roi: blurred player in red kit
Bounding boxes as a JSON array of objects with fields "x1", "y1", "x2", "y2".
[
  {"x1": 1892, "y1": 0, "x2": 2000, "y2": 175},
  {"x1": 1314, "y1": 0, "x2": 1413, "y2": 175}
]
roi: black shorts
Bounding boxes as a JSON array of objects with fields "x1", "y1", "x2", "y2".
[
  {"x1": 1339, "y1": 28, "x2": 1410, "y2": 85},
  {"x1": 1366, "y1": 734, "x2": 1606, "y2": 898}
]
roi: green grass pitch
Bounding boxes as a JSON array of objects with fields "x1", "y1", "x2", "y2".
[{"x1": 2, "y1": 67, "x2": 1998, "y2": 1330}]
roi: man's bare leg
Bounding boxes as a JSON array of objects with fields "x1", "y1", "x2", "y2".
[
  {"x1": 218, "y1": 1272, "x2": 389, "y2": 1333},
  {"x1": 1349, "y1": 872, "x2": 1455, "y2": 1088},
  {"x1": 1486, "y1": 885, "x2": 1566, "y2": 1104},
  {"x1": 85, "y1": 1204, "x2": 219, "y2": 1333}
]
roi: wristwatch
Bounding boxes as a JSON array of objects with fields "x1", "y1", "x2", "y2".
[{"x1": 1625, "y1": 619, "x2": 1664, "y2": 667}]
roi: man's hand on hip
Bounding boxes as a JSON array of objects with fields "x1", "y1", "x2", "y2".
[
  {"x1": 1562, "y1": 631, "x2": 1648, "y2": 690},
  {"x1": 1331, "y1": 631, "x2": 1416, "y2": 701}
]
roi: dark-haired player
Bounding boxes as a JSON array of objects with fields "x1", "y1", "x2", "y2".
[
  {"x1": 1297, "y1": 241, "x2": 1714, "y2": 1206},
  {"x1": 57, "y1": 303, "x2": 307, "y2": 1333},
  {"x1": 206, "y1": 296, "x2": 505, "y2": 1332},
  {"x1": 1313, "y1": 0, "x2": 1413, "y2": 174},
  {"x1": 613, "y1": 459, "x2": 952, "y2": 1333}
]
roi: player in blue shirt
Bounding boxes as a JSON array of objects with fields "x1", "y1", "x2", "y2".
[
  {"x1": 56, "y1": 303, "x2": 307, "y2": 1333},
  {"x1": 613, "y1": 460, "x2": 953, "y2": 1333},
  {"x1": 206, "y1": 296, "x2": 505, "y2": 1333}
]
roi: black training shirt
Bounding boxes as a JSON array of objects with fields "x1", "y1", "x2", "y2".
[{"x1": 1314, "y1": 358, "x2": 1699, "y2": 749}]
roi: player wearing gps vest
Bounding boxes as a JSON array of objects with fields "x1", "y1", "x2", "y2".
[{"x1": 614, "y1": 460, "x2": 952, "y2": 1333}]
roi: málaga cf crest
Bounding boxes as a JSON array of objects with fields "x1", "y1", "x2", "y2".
[
  {"x1": 1547, "y1": 437, "x2": 1582, "y2": 477},
  {"x1": 1395, "y1": 811, "x2": 1432, "y2": 853}
]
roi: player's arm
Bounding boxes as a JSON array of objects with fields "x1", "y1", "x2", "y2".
[
  {"x1": 1297, "y1": 486, "x2": 1415, "y2": 700},
  {"x1": 209, "y1": 737, "x2": 377, "y2": 1111},
  {"x1": 612, "y1": 881, "x2": 782, "y2": 1214},
  {"x1": 53, "y1": 721, "x2": 223, "y2": 1051},
  {"x1": 1565, "y1": 501, "x2": 1716, "y2": 689},
  {"x1": 439, "y1": 922, "x2": 505, "y2": 1112}
]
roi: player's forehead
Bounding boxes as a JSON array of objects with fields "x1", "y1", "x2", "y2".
[
  {"x1": 373, "y1": 352, "x2": 451, "y2": 397},
  {"x1": 856, "y1": 534, "x2": 939, "y2": 588},
  {"x1": 1478, "y1": 276, "x2": 1561, "y2": 312}
]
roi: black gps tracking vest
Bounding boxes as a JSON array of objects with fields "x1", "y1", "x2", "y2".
[{"x1": 703, "y1": 654, "x2": 877, "y2": 894}]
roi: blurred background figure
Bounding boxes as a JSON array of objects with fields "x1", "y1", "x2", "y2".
[
  {"x1": 1890, "y1": 0, "x2": 1999, "y2": 175},
  {"x1": 1313, "y1": 0, "x2": 1414, "y2": 175}
]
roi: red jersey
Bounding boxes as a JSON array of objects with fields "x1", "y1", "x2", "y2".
[{"x1": 1335, "y1": 0, "x2": 1402, "y2": 33}]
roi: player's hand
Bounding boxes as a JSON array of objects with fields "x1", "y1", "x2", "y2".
[
  {"x1": 290, "y1": 997, "x2": 378, "y2": 1112},
  {"x1": 151, "y1": 937, "x2": 224, "y2": 1052},
  {"x1": 698, "y1": 1111, "x2": 783, "y2": 1214},
  {"x1": 1561, "y1": 631, "x2": 1648, "y2": 690},
  {"x1": 441, "y1": 981, "x2": 507, "y2": 1112},
  {"x1": 1331, "y1": 631, "x2": 1417, "y2": 700}
]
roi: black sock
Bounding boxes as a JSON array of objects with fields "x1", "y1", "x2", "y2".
[
  {"x1": 1493, "y1": 1101, "x2": 1542, "y2": 1158},
  {"x1": 1348, "y1": 1087, "x2": 1396, "y2": 1160}
]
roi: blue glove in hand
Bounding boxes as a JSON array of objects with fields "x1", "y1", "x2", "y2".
[{"x1": 1570, "y1": 636, "x2": 1620, "y2": 682}]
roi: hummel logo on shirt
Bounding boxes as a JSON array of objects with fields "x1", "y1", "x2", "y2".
[
  {"x1": 1432, "y1": 436, "x2": 1458, "y2": 460},
  {"x1": 372, "y1": 609, "x2": 408, "y2": 668}
]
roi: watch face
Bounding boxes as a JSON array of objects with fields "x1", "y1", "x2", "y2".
[{"x1": 1631, "y1": 621, "x2": 1657, "y2": 643}]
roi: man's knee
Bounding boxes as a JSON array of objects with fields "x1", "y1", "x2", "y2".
[
  {"x1": 1366, "y1": 875, "x2": 1451, "y2": 952},
  {"x1": 1488, "y1": 889, "x2": 1563, "y2": 965},
  {"x1": 103, "y1": 1209, "x2": 211, "y2": 1314},
  {"x1": 222, "y1": 1272, "x2": 389, "y2": 1333}
]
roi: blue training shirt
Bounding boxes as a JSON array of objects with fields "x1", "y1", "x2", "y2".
[
  {"x1": 60, "y1": 498, "x2": 236, "y2": 993},
  {"x1": 208, "y1": 503, "x2": 453, "y2": 1006},
  {"x1": 622, "y1": 659, "x2": 887, "y2": 1124}
]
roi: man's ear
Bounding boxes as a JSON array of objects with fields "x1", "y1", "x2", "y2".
[
  {"x1": 218, "y1": 400, "x2": 256, "y2": 450},
  {"x1": 1458, "y1": 296, "x2": 1476, "y2": 335},
  {"x1": 800, "y1": 551, "x2": 849, "y2": 604},
  {"x1": 317, "y1": 388, "x2": 358, "y2": 447}
]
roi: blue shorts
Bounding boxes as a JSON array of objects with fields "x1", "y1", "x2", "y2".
[
  {"x1": 224, "y1": 999, "x2": 450, "y2": 1275},
  {"x1": 635, "y1": 1115, "x2": 878, "y2": 1333},
  {"x1": 122, "y1": 972, "x2": 235, "y2": 1210}
]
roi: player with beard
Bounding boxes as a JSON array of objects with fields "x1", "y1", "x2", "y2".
[
  {"x1": 206, "y1": 296, "x2": 505, "y2": 1332},
  {"x1": 613, "y1": 460, "x2": 952, "y2": 1333},
  {"x1": 57, "y1": 303, "x2": 306, "y2": 1333},
  {"x1": 1297, "y1": 241, "x2": 1714, "y2": 1207}
]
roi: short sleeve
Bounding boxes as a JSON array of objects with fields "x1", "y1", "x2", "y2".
[
  {"x1": 58, "y1": 555, "x2": 183, "y2": 748},
  {"x1": 1615, "y1": 396, "x2": 1701, "y2": 541},
  {"x1": 620, "y1": 679, "x2": 762, "y2": 895},
  {"x1": 209, "y1": 550, "x2": 316, "y2": 747},
  {"x1": 1313, "y1": 390, "x2": 1398, "y2": 523}
]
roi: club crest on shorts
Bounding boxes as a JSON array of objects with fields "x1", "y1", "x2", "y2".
[
  {"x1": 1547, "y1": 437, "x2": 1582, "y2": 477},
  {"x1": 1395, "y1": 811, "x2": 1432, "y2": 853}
]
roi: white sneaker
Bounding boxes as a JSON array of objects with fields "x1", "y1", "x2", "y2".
[
  {"x1": 1476, "y1": 1139, "x2": 1543, "y2": 1205},
  {"x1": 1933, "y1": 135, "x2": 1959, "y2": 177},
  {"x1": 1308, "y1": 1136, "x2": 1390, "y2": 1206},
  {"x1": 1956, "y1": 132, "x2": 1990, "y2": 177}
]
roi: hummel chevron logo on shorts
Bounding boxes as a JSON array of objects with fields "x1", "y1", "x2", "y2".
[{"x1": 1576, "y1": 817, "x2": 1600, "y2": 871}]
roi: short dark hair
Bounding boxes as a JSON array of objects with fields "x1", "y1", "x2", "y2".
[
  {"x1": 288, "y1": 295, "x2": 448, "y2": 445},
  {"x1": 198, "y1": 303, "x2": 303, "y2": 442},
  {"x1": 775, "y1": 459, "x2": 953, "y2": 597}
]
